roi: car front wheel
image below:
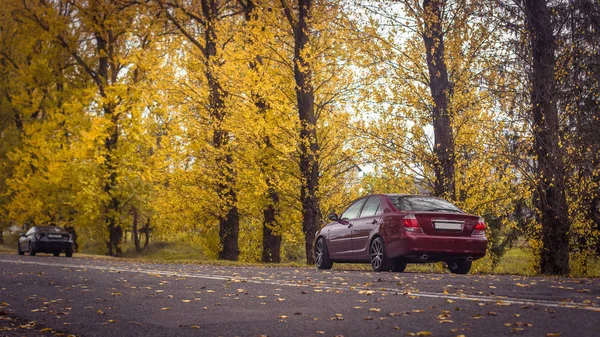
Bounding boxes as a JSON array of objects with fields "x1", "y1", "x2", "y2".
[
  {"x1": 17, "y1": 244, "x2": 24, "y2": 256},
  {"x1": 447, "y1": 259, "x2": 472, "y2": 274},
  {"x1": 315, "y1": 238, "x2": 333, "y2": 270},
  {"x1": 28, "y1": 243, "x2": 36, "y2": 256},
  {"x1": 65, "y1": 249, "x2": 73, "y2": 258},
  {"x1": 370, "y1": 237, "x2": 391, "y2": 272}
]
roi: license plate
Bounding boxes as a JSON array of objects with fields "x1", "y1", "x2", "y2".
[
  {"x1": 434, "y1": 221, "x2": 463, "y2": 231},
  {"x1": 48, "y1": 234, "x2": 62, "y2": 239}
]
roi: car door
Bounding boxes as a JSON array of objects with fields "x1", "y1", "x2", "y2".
[
  {"x1": 327, "y1": 198, "x2": 367, "y2": 259},
  {"x1": 20, "y1": 227, "x2": 34, "y2": 251},
  {"x1": 350, "y1": 196, "x2": 382, "y2": 259}
]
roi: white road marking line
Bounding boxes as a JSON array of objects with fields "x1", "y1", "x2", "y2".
[{"x1": 1, "y1": 258, "x2": 599, "y2": 312}]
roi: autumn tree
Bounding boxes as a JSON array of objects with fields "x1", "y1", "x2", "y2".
[
  {"x1": 156, "y1": 0, "x2": 242, "y2": 260},
  {"x1": 8, "y1": 0, "x2": 165, "y2": 256},
  {"x1": 277, "y1": 0, "x2": 321, "y2": 264},
  {"x1": 554, "y1": 0, "x2": 600, "y2": 266},
  {"x1": 521, "y1": 0, "x2": 571, "y2": 275}
]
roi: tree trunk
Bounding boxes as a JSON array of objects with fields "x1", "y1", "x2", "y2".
[
  {"x1": 524, "y1": 0, "x2": 570, "y2": 275},
  {"x1": 262, "y1": 184, "x2": 282, "y2": 263},
  {"x1": 132, "y1": 207, "x2": 141, "y2": 253},
  {"x1": 143, "y1": 217, "x2": 150, "y2": 248},
  {"x1": 0, "y1": 230, "x2": 3, "y2": 245},
  {"x1": 287, "y1": 0, "x2": 320, "y2": 264},
  {"x1": 422, "y1": 0, "x2": 456, "y2": 200},
  {"x1": 93, "y1": 22, "x2": 123, "y2": 257},
  {"x1": 200, "y1": 0, "x2": 240, "y2": 261},
  {"x1": 240, "y1": 0, "x2": 283, "y2": 263}
]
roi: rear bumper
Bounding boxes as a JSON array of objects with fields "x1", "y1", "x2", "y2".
[
  {"x1": 32, "y1": 241, "x2": 73, "y2": 253},
  {"x1": 386, "y1": 232, "x2": 487, "y2": 261}
]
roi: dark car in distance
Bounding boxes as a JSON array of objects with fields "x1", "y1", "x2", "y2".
[
  {"x1": 18, "y1": 226, "x2": 74, "y2": 257},
  {"x1": 314, "y1": 194, "x2": 487, "y2": 274}
]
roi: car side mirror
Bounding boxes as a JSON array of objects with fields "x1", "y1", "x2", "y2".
[
  {"x1": 20, "y1": 233, "x2": 26, "y2": 237},
  {"x1": 328, "y1": 213, "x2": 339, "y2": 221}
]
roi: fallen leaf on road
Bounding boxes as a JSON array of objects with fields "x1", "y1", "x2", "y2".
[
  {"x1": 161, "y1": 307, "x2": 171, "y2": 311},
  {"x1": 416, "y1": 332, "x2": 432, "y2": 336},
  {"x1": 181, "y1": 300, "x2": 191, "y2": 303},
  {"x1": 546, "y1": 334, "x2": 561, "y2": 337}
]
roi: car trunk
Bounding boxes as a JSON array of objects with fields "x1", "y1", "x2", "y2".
[{"x1": 413, "y1": 212, "x2": 480, "y2": 237}]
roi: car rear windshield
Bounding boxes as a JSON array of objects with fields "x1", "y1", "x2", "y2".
[{"x1": 389, "y1": 196, "x2": 463, "y2": 213}]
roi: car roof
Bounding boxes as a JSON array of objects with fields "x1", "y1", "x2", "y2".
[{"x1": 37, "y1": 226, "x2": 65, "y2": 231}]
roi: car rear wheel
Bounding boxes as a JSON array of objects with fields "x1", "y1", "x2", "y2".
[
  {"x1": 65, "y1": 249, "x2": 73, "y2": 258},
  {"x1": 53, "y1": 252, "x2": 60, "y2": 257},
  {"x1": 28, "y1": 243, "x2": 36, "y2": 256},
  {"x1": 447, "y1": 259, "x2": 472, "y2": 274},
  {"x1": 391, "y1": 258, "x2": 407, "y2": 272},
  {"x1": 370, "y1": 237, "x2": 391, "y2": 272},
  {"x1": 315, "y1": 238, "x2": 333, "y2": 270},
  {"x1": 17, "y1": 244, "x2": 24, "y2": 256}
]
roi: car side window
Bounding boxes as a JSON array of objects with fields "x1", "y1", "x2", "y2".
[
  {"x1": 341, "y1": 199, "x2": 367, "y2": 220},
  {"x1": 360, "y1": 196, "x2": 380, "y2": 218}
]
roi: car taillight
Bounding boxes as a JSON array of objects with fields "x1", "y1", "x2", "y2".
[
  {"x1": 472, "y1": 218, "x2": 486, "y2": 236},
  {"x1": 402, "y1": 214, "x2": 422, "y2": 232}
]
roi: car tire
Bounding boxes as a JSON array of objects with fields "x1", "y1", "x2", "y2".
[
  {"x1": 28, "y1": 243, "x2": 36, "y2": 256},
  {"x1": 65, "y1": 249, "x2": 73, "y2": 258},
  {"x1": 391, "y1": 258, "x2": 407, "y2": 272},
  {"x1": 315, "y1": 238, "x2": 333, "y2": 270},
  {"x1": 370, "y1": 237, "x2": 391, "y2": 272},
  {"x1": 17, "y1": 244, "x2": 24, "y2": 256},
  {"x1": 447, "y1": 259, "x2": 472, "y2": 274},
  {"x1": 53, "y1": 252, "x2": 60, "y2": 257}
]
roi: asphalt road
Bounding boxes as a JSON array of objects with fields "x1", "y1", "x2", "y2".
[{"x1": 0, "y1": 253, "x2": 599, "y2": 337}]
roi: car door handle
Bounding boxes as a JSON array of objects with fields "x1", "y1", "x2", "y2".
[{"x1": 372, "y1": 219, "x2": 379, "y2": 225}]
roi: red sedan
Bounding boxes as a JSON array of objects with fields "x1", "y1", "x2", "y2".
[{"x1": 314, "y1": 194, "x2": 487, "y2": 274}]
